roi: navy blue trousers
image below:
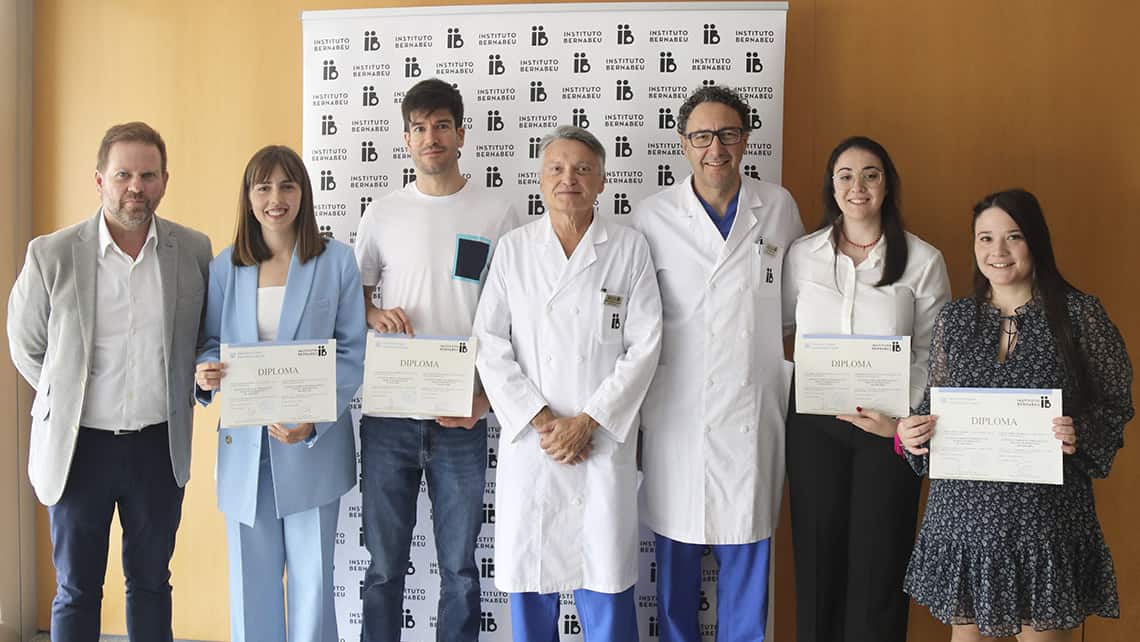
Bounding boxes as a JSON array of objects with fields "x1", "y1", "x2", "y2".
[{"x1": 48, "y1": 424, "x2": 183, "y2": 642}]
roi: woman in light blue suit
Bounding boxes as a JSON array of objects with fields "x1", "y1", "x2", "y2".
[{"x1": 195, "y1": 145, "x2": 365, "y2": 642}]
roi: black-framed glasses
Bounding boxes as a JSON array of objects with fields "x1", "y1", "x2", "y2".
[{"x1": 681, "y1": 127, "x2": 745, "y2": 148}]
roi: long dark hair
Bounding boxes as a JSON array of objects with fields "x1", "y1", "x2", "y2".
[
  {"x1": 971, "y1": 189, "x2": 1091, "y2": 404},
  {"x1": 819, "y1": 136, "x2": 908, "y2": 287},
  {"x1": 232, "y1": 145, "x2": 326, "y2": 266}
]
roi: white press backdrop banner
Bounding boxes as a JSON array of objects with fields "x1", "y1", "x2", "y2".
[{"x1": 301, "y1": 4, "x2": 788, "y2": 640}]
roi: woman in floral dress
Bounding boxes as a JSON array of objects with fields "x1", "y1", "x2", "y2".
[{"x1": 897, "y1": 188, "x2": 1134, "y2": 641}]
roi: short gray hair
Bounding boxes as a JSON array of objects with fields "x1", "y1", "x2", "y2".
[{"x1": 538, "y1": 125, "x2": 606, "y2": 173}]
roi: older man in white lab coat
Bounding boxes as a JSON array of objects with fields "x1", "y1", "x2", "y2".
[
  {"x1": 632, "y1": 86, "x2": 804, "y2": 642},
  {"x1": 473, "y1": 125, "x2": 662, "y2": 642}
]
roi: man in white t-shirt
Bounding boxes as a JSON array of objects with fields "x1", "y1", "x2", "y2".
[{"x1": 354, "y1": 78, "x2": 518, "y2": 642}]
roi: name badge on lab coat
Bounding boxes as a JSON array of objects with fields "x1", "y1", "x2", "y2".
[
  {"x1": 755, "y1": 240, "x2": 781, "y2": 289},
  {"x1": 600, "y1": 290, "x2": 626, "y2": 343}
]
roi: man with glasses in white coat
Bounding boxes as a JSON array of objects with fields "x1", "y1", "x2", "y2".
[{"x1": 632, "y1": 86, "x2": 804, "y2": 642}]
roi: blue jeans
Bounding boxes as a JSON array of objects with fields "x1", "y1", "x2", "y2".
[{"x1": 359, "y1": 416, "x2": 486, "y2": 642}]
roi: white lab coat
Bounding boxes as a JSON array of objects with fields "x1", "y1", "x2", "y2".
[
  {"x1": 632, "y1": 175, "x2": 804, "y2": 545},
  {"x1": 473, "y1": 215, "x2": 662, "y2": 593}
]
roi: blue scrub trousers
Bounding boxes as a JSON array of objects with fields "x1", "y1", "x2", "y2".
[
  {"x1": 510, "y1": 586, "x2": 638, "y2": 641},
  {"x1": 655, "y1": 533, "x2": 771, "y2": 642}
]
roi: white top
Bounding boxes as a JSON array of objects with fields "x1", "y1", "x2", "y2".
[
  {"x1": 473, "y1": 216, "x2": 662, "y2": 593},
  {"x1": 256, "y1": 286, "x2": 286, "y2": 342},
  {"x1": 782, "y1": 226, "x2": 952, "y2": 408},
  {"x1": 632, "y1": 175, "x2": 805, "y2": 544},
  {"x1": 354, "y1": 180, "x2": 520, "y2": 340},
  {"x1": 80, "y1": 213, "x2": 167, "y2": 431}
]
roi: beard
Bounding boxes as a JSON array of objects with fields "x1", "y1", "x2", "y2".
[{"x1": 104, "y1": 197, "x2": 156, "y2": 232}]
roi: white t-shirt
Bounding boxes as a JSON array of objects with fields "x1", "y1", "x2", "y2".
[{"x1": 354, "y1": 180, "x2": 520, "y2": 339}]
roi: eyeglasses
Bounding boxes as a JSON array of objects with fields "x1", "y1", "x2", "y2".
[
  {"x1": 681, "y1": 127, "x2": 745, "y2": 148},
  {"x1": 832, "y1": 168, "x2": 884, "y2": 187}
]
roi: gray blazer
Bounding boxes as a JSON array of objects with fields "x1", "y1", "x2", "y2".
[{"x1": 7, "y1": 211, "x2": 212, "y2": 505}]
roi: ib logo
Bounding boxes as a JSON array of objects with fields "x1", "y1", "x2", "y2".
[
  {"x1": 659, "y1": 52, "x2": 677, "y2": 73},
  {"x1": 361, "y1": 141, "x2": 378, "y2": 163},
  {"x1": 483, "y1": 502, "x2": 496, "y2": 524},
  {"x1": 446, "y1": 27, "x2": 464, "y2": 48},
  {"x1": 487, "y1": 445, "x2": 498, "y2": 469},
  {"x1": 571, "y1": 108, "x2": 590, "y2": 129},
  {"x1": 362, "y1": 85, "x2": 380, "y2": 107},
  {"x1": 616, "y1": 23, "x2": 634, "y2": 45},
  {"x1": 485, "y1": 166, "x2": 503, "y2": 188},
  {"x1": 404, "y1": 56, "x2": 422, "y2": 78},
  {"x1": 402, "y1": 168, "x2": 417, "y2": 187},
  {"x1": 480, "y1": 557, "x2": 495, "y2": 579},
  {"x1": 703, "y1": 23, "x2": 721, "y2": 45},
  {"x1": 407, "y1": 559, "x2": 416, "y2": 576},
  {"x1": 528, "y1": 137, "x2": 542, "y2": 159},
  {"x1": 746, "y1": 52, "x2": 764, "y2": 73},
  {"x1": 458, "y1": 341, "x2": 468, "y2": 353},
  {"x1": 649, "y1": 561, "x2": 658, "y2": 583},
  {"x1": 319, "y1": 170, "x2": 336, "y2": 191},
  {"x1": 488, "y1": 54, "x2": 505, "y2": 76},
  {"x1": 743, "y1": 164, "x2": 762, "y2": 180},
  {"x1": 766, "y1": 267, "x2": 774, "y2": 284},
  {"x1": 750, "y1": 108, "x2": 763, "y2": 130},
  {"x1": 610, "y1": 313, "x2": 622, "y2": 330},
  {"x1": 657, "y1": 108, "x2": 676, "y2": 129},
  {"x1": 363, "y1": 29, "x2": 381, "y2": 52},
  {"x1": 563, "y1": 614, "x2": 581, "y2": 635},
  {"x1": 615, "y1": 80, "x2": 634, "y2": 101},
  {"x1": 614, "y1": 136, "x2": 632, "y2": 158},
  {"x1": 527, "y1": 194, "x2": 545, "y2": 217},
  {"x1": 657, "y1": 164, "x2": 675, "y2": 186},
  {"x1": 321, "y1": 59, "x2": 339, "y2": 81},
  {"x1": 318, "y1": 225, "x2": 334, "y2": 240},
  {"x1": 360, "y1": 196, "x2": 373, "y2": 217},
  {"x1": 487, "y1": 110, "x2": 505, "y2": 132},
  {"x1": 892, "y1": 340, "x2": 903, "y2": 352},
  {"x1": 613, "y1": 193, "x2": 631, "y2": 215},
  {"x1": 572, "y1": 52, "x2": 591, "y2": 74},
  {"x1": 648, "y1": 616, "x2": 660, "y2": 637},
  {"x1": 320, "y1": 114, "x2": 337, "y2": 136},
  {"x1": 529, "y1": 81, "x2": 547, "y2": 102},
  {"x1": 1041, "y1": 396, "x2": 1052, "y2": 408},
  {"x1": 481, "y1": 612, "x2": 499, "y2": 633},
  {"x1": 317, "y1": 344, "x2": 328, "y2": 356},
  {"x1": 699, "y1": 590, "x2": 712, "y2": 611},
  {"x1": 401, "y1": 609, "x2": 416, "y2": 629},
  {"x1": 530, "y1": 25, "x2": 548, "y2": 46}
]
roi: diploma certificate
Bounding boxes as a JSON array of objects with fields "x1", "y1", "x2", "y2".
[
  {"x1": 219, "y1": 340, "x2": 338, "y2": 428},
  {"x1": 794, "y1": 334, "x2": 911, "y2": 417},
  {"x1": 362, "y1": 334, "x2": 477, "y2": 418},
  {"x1": 929, "y1": 387, "x2": 1063, "y2": 485}
]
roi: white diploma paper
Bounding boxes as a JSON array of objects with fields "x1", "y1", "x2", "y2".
[
  {"x1": 362, "y1": 334, "x2": 477, "y2": 418},
  {"x1": 794, "y1": 334, "x2": 911, "y2": 417},
  {"x1": 929, "y1": 387, "x2": 1063, "y2": 485},
  {"x1": 219, "y1": 340, "x2": 338, "y2": 428}
]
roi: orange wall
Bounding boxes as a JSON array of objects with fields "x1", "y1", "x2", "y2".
[{"x1": 32, "y1": 1, "x2": 1139, "y2": 640}]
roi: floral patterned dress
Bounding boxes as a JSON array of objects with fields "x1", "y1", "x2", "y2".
[{"x1": 903, "y1": 291, "x2": 1134, "y2": 637}]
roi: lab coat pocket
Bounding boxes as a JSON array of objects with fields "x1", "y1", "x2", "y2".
[
  {"x1": 31, "y1": 382, "x2": 51, "y2": 421},
  {"x1": 752, "y1": 241, "x2": 782, "y2": 298},
  {"x1": 598, "y1": 290, "x2": 626, "y2": 344}
]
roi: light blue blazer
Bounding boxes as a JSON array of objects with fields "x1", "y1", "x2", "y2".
[{"x1": 197, "y1": 240, "x2": 365, "y2": 526}]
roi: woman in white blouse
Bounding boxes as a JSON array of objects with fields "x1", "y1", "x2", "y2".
[{"x1": 782, "y1": 136, "x2": 951, "y2": 642}]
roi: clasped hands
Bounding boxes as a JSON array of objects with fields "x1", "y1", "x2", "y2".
[{"x1": 531, "y1": 407, "x2": 598, "y2": 465}]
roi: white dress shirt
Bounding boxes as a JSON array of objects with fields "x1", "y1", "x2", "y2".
[
  {"x1": 781, "y1": 227, "x2": 952, "y2": 408},
  {"x1": 79, "y1": 213, "x2": 168, "y2": 431}
]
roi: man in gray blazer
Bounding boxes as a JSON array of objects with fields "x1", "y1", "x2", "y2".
[{"x1": 7, "y1": 122, "x2": 212, "y2": 642}]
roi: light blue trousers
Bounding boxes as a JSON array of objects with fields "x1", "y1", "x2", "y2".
[{"x1": 225, "y1": 448, "x2": 340, "y2": 642}]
